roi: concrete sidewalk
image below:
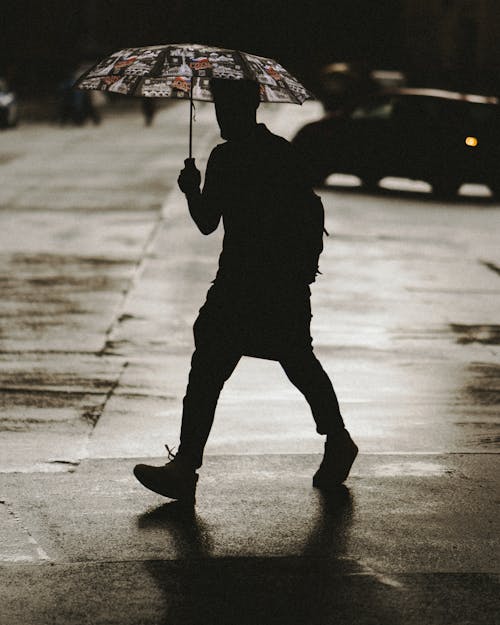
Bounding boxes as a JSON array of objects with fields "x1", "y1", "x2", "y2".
[
  {"x1": 0, "y1": 101, "x2": 499, "y2": 624},
  {"x1": 2, "y1": 454, "x2": 498, "y2": 625}
]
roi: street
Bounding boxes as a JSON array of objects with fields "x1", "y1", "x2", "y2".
[{"x1": 0, "y1": 101, "x2": 499, "y2": 624}]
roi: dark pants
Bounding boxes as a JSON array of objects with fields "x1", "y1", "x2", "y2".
[{"x1": 178, "y1": 283, "x2": 345, "y2": 469}]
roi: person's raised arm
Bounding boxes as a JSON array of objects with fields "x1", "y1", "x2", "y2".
[{"x1": 177, "y1": 151, "x2": 223, "y2": 235}]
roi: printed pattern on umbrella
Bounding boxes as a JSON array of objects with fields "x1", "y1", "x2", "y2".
[{"x1": 75, "y1": 44, "x2": 314, "y2": 104}]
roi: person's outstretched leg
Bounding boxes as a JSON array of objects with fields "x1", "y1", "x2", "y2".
[
  {"x1": 134, "y1": 302, "x2": 240, "y2": 503},
  {"x1": 280, "y1": 348, "x2": 358, "y2": 487},
  {"x1": 178, "y1": 341, "x2": 240, "y2": 469},
  {"x1": 133, "y1": 343, "x2": 239, "y2": 503}
]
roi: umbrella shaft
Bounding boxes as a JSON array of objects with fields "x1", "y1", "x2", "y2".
[{"x1": 189, "y1": 80, "x2": 193, "y2": 159}]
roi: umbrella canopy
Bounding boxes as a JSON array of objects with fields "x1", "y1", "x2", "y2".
[{"x1": 75, "y1": 43, "x2": 314, "y2": 105}]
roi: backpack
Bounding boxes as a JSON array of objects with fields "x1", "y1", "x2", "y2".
[{"x1": 297, "y1": 190, "x2": 327, "y2": 284}]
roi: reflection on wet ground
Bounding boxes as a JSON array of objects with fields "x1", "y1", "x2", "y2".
[
  {"x1": 134, "y1": 482, "x2": 498, "y2": 625},
  {"x1": 370, "y1": 460, "x2": 454, "y2": 477},
  {"x1": 452, "y1": 361, "x2": 500, "y2": 449},
  {"x1": 459, "y1": 363, "x2": 500, "y2": 406},
  {"x1": 140, "y1": 488, "x2": 381, "y2": 625}
]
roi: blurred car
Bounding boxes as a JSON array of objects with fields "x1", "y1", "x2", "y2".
[
  {"x1": 317, "y1": 61, "x2": 378, "y2": 113},
  {"x1": 0, "y1": 78, "x2": 18, "y2": 128},
  {"x1": 292, "y1": 88, "x2": 500, "y2": 197}
]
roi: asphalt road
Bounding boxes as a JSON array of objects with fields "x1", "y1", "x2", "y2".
[{"x1": 0, "y1": 101, "x2": 498, "y2": 624}]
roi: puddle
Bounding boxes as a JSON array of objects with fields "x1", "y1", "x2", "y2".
[
  {"x1": 450, "y1": 324, "x2": 500, "y2": 345},
  {"x1": 0, "y1": 153, "x2": 20, "y2": 166},
  {"x1": 476, "y1": 435, "x2": 500, "y2": 445},
  {"x1": 11, "y1": 253, "x2": 133, "y2": 268},
  {"x1": 459, "y1": 363, "x2": 500, "y2": 407}
]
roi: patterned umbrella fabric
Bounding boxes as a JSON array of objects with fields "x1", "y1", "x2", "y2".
[{"x1": 75, "y1": 43, "x2": 314, "y2": 105}]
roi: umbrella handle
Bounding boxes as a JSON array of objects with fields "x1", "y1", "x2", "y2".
[{"x1": 189, "y1": 78, "x2": 193, "y2": 159}]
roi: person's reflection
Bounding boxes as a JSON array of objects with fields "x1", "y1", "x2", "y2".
[
  {"x1": 288, "y1": 486, "x2": 354, "y2": 625},
  {"x1": 303, "y1": 484, "x2": 353, "y2": 557},
  {"x1": 138, "y1": 501, "x2": 212, "y2": 560},
  {"x1": 298, "y1": 488, "x2": 402, "y2": 625},
  {"x1": 137, "y1": 489, "x2": 384, "y2": 625}
]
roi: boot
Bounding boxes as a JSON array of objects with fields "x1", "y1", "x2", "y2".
[
  {"x1": 313, "y1": 429, "x2": 358, "y2": 489},
  {"x1": 133, "y1": 446, "x2": 199, "y2": 505}
]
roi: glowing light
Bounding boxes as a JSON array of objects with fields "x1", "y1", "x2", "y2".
[{"x1": 465, "y1": 136, "x2": 478, "y2": 147}]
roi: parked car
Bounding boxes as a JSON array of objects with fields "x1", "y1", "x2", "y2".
[
  {"x1": 292, "y1": 88, "x2": 500, "y2": 197},
  {"x1": 0, "y1": 78, "x2": 18, "y2": 128}
]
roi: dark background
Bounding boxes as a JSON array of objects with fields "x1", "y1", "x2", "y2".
[{"x1": 3, "y1": 0, "x2": 500, "y2": 96}]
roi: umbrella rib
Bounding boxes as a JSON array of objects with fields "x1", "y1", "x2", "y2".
[
  {"x1": 236, "y1": 50, "x2": 254, "y2": 82},
  {"x1": 288, "y1": 88, "x2": 302, "y2": 105},
  {"x1": 133, "y1": 76, "x2": 145, "y2": 97},
  {"x1": 151, "y1": 48, "x2": 168, "y2": 79}
]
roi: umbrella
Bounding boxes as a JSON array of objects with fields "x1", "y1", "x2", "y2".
[{"x1": 75, "y1": 43, "x2": 314, "y2": 157}]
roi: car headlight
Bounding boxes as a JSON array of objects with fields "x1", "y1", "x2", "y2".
[{"x1": 465, "y1": 136, "x2": 478, "y2": 147}]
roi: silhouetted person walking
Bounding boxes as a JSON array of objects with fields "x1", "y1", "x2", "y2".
[{"x1": 134, "y1": 78, "x2": 358, "y2": 504}]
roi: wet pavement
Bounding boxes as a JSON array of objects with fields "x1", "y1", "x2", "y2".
[{"x1": 0, "y1": 103, "x2": 499, "y2": 624}]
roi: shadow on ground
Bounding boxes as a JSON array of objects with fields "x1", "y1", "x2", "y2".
[
  {"x1": 139, "y1": 487, "x2": 388, "y2": 625},
  {"x1": 136, "y1": 486, "x2": 497, "y2": 625}
]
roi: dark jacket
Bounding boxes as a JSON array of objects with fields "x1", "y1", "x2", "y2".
[{"x1": 191, "y1": 123, "x2": 324, "y2": 289}]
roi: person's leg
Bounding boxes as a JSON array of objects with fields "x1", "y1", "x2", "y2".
[
  {"x1": 280, "y1": 348, "x2": 345, "y2": 435},
  {"x1": 280, "y1": 347, "x2": 357, "y2": 486},
  {"x1": 177, "y1": 291, "x2": 242, "y2": 468},
  {"x1": 133, "y1": 305, "x2": 240, "y2": 502},
  {"x1": 178, "y1": 340, "x2": 240, "y2": 468}
]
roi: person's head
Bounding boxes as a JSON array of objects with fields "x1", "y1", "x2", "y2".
[{"x1": 211, "y1": 78, "x2": 260, "y2": 140}]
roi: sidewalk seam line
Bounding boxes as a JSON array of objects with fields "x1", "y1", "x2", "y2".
[
  {"x1": 0, "y1": 500, "x2": 50, "y2": 562},
  {"x1": 78, "y1": 361, "x2": 130, "y2": 432},
  {"x1": 98, "y1": 216, "x2": 165, "y2": 357}
]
